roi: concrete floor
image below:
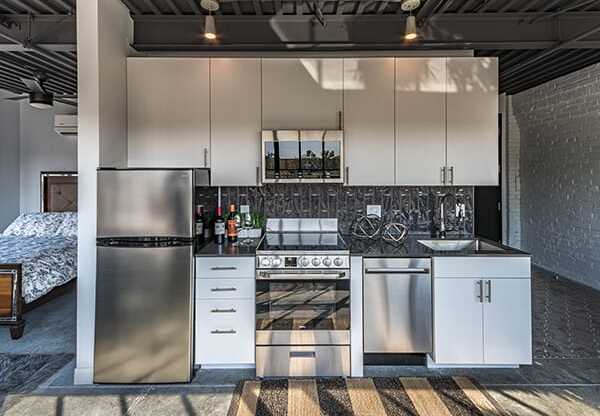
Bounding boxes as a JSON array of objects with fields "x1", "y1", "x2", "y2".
[{"x1": 2, "y1": 268, "x2": 600, "y2": 415}]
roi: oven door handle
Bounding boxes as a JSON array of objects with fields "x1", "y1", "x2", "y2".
[
  {"x1": 364, "y1": 268, "x2": 430, "y2": 274},
  {"x1": 257, "y1": 271, "x2": 348, "y2": 280}
]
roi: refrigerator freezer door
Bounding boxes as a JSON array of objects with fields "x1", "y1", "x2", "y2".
[
  {"x1": 94, "y1": 244, "x2": 193, "y2": 383},
  {"x1": 97, "y1": 169, "x2": 193, "y2": 238}
]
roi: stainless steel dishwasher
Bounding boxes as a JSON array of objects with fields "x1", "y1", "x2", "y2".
[{"x1": 363, "y1": 258, "x2": 432, "y2": 353}]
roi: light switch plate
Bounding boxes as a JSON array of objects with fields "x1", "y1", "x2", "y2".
[
  {"x1": 240, "y1": 205, "x2": 250, "y2": 214},
  {"x1": 367, "y1": 205, "x2": 382, "y2": 218}
]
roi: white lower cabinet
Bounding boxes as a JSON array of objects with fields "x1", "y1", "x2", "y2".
[
  {"x1": 433, "y1": 278, "x2": 484, "y2": 364},
  {"x1": 483, "y1": 278, "x2": 532, "y2": 364},
  {"x1": 195, "y1": 257, "x2": 255, "y2": 367},
  {"x1": 195, "y1": 299, "x2": 254, "y2": 365},
  {"x1": 433, "y1": 257, "x2": 532, "y2": 366}
]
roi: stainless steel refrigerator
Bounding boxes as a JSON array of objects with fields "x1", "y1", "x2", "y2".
[{"x1": 94, "y1": 168, "x2": 202, "y2": 384}]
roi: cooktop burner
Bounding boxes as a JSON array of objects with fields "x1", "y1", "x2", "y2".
[{"x1": 257, "y1": 232, "x2": 348, "y2": 253}]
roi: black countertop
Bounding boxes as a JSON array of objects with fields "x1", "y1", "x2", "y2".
[
  {"x1": 195, "y1": 234, "x2": 528, "y2": 258},
  {"x1": 343, "y1": 234, "x2": 530, "y2": 258},
  {"x1": 195, "y1": 238, "x2": 261, "y2": 257}
]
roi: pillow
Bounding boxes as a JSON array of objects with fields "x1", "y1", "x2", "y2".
[{"x1": 2, "y1": 212, "x2": 76, "y2": 237}]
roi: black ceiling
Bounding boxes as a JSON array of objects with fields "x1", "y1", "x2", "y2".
[{"x1": 0, "y1": 0, "x2": 600, "y2": 95}]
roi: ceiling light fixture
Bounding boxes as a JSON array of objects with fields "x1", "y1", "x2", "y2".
[
  {"x1": 401, "y1": 0, "x2": 420, "y2": 41},
  {"x1": 201, "y1": 0, "x2": 219, "y2": 40},
  {"x1": 204, "y1": 15, "x2": 216, "y2": 40}
]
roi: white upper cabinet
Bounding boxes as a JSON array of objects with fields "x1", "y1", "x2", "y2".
[
  {"x1": 210, "y1": 58, "x2": 261, "y2": 186},
  {"x1": 395, "y1": 58, "x2": 447, "y2": 186},
  {"x1": 343, "y1": 58, "x2": 395, "y2": 186},
  {"x1": 127, "y1": 58, "x2": 210, "y2": 168},
  {"x1": 446, "y1": 57, "x2": 499, "y2": 185},
  {"x1": 262, "y1": 58, "x2": 343, "y2": 130}
]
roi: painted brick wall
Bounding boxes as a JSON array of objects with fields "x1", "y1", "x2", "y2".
[
  {"x1": 506, "y1": 95, "x2": 522, "y2": 249},
  {"x1": 510, "y1": 62, "x2": 600, "y2": 290}
]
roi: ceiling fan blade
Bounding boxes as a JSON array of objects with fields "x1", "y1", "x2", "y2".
[
  {"x1": 20, "y1": 78, "x2": 46, "y2": 94},
  {"x1": 54, "y1": 98, "x2": 78, "y2": 107},
  {"x1": 4, "y1": 95, "x2": 28, "y2": 101}
]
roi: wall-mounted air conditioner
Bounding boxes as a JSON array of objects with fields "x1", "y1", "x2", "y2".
[{"x1": 54, "y1": 114, "x2": 77, "y2": 136}]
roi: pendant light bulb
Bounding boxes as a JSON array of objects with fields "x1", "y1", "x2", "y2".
[
  {"x1": 204, "y1": 15, "x2": 217, "y2": 40},
  {"x1": 405, "y1": 15, "x2": 417, "y2": 40}
]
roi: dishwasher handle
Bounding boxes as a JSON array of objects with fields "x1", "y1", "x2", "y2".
[{"x1": 364, "y1": 268, "x2": 430, "y2": 274}]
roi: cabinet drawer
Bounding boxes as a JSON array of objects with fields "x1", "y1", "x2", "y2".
[
  {"x1": 196, "y1": 279, "x2": 254, "y2": 299},
  {"x1": 256, "y1": 345, "x2": 350, "y2": 377},
  {"x1": 195, "y1": 257, "x2": 255, "y2": 279},
  {"x1": 195, "y1": 299, "x2": 254, "y2": 365},
  {"x1": 433, "y1": 257, "x2": 531, "y2": 279}
]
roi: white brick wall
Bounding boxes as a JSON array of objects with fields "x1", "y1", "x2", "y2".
[
  {"x1": 506, "y1": 95, "x2": 522, "y2": 249},
  {"x1": 509, "y1": 62, "x2": 600, "y2": 290}
]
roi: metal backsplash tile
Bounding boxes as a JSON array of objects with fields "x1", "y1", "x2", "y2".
[{"x1": 196, "y1": 184, "x2": 473, "y2": 236}]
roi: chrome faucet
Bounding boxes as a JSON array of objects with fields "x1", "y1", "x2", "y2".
[{"x1": 439, "y1": 193, "x2": 451, "y2": 239}]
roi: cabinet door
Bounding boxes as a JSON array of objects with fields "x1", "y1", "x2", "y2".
[
  {"x1": 127, "y1": 58, "x2": 210, "y2": 168},
  {"x1": 446, "y1": 57, "x2": 499, "y2": 185},
  {"x1": 434, "y1": 278, "x2": 484, "y2": 364},
  {"x1": 343, "y1": 58, "x2": 395, "y2": 185},
  {"x1": 262, "y1": 58, "x2": 343, "y2": 130},
  {"x1": 483, "y1": 278, "x2": 532, "y2": 365},
  {"x1": 211, "y1": 58, "x2": 261, "y2": 186},
  {"x1": 395, "y1": 58, "x2": 446, "y2": 185}
]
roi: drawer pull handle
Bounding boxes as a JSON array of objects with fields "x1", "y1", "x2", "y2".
[
  {"x1": 211, "y1": 287, "x2": 237, "y2": 292},
  {"x1": 289, "y1": 351, "x2": 316, "y2": 358},
  {"x1": 211, "y1": 308, "x2": 237, "y2": 313},
  {"x1": 211, "y1": 329, "x2": 237, "y2": 335},
  {"x1": 210, "y1": 266, "x2": 237, "y2": 271}
]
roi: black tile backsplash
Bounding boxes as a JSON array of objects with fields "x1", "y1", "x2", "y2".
[{"x1": 196, "y1": 184, "x2": 474, "y2": 236}]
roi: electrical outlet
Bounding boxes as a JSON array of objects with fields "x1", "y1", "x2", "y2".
[
  {"x1": 367, "y1": 205, "x2": 382, "y2": 218},
  {"x1": 240, "y1": 205, "x2": 250, "y2": 214}
]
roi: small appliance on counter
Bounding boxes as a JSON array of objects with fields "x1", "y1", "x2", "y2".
[
  {"x1": 255, "y1": 218, "x2": 351, "y2": 377},
  {"x1": 94, "y1": 168, "x2": 208, "y2": 384}
]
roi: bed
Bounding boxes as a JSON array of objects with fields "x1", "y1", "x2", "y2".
[{"x1": 0, "y1": 212, "x2": 77, "y2": 339}]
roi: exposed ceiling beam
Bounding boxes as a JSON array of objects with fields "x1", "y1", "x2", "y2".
[
  {"x1": 164, "y1": 0, "x2": 182, "y2": 14},
  {"x1": 142, "y1": 0, "x2": 162, "y2": 14},
  {"x1": 29, "y1": 0, "x2": 60, "y2": 14},
  {"x1": 183, "y1": 0, "x2": 201, "y2": 14},
  {"x1": 476, "y1": 0, "x2": 497, "y2": 13},
  {"x1": 6, "y1": 0, "x2": 39, "y2": 14},
  {"x1": 132, "y1": 12, "x2": 600, "y2": 51},
  {"x1": 502, "y1": 23, "x2": 600, "y2": 78},
  {"x1": 417, "y1": 0, "x2": 445, "y2": 21},
  {"x1": 529, "y1": 0, "x2": 600, "y2": 23},
  {"x1": 458, "y1": 0, "x2": 479, "y2": 13},
  {"x1": 499, "y1": 0, "x2": 520, "y2": 13},
  {"x1": 377, "y1": 0, "x2": 390, "y2": 14},
  {"x1": 504, "y1": 50, "x2": 600, "y2": 93}
]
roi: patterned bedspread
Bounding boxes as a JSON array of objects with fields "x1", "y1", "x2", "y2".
[{"x1": 0, "y1": 236, "x2": 77, "y2": 303}]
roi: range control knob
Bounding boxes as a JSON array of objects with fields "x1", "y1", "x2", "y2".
[
  {"x1": 299, "y1": 257, "x2": 310, "y2": 267},
  {"x1": 260, "y1": 257, "x2": 272, "y2": 267},
  {"x1": 311, "y1": 257, "x2": 321, "y2": 267},
  {"x1": 333, "y1": 257, "x2": 344, "y2": 267},
  {"x1": 272, "y1": 257, "x2": 282, "y2": 267},
  {"x1": 322, "y1": 257, "x2": 332, "y2": 267}
]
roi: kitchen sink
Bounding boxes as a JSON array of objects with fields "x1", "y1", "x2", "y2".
[
  {"x1": 418, "y1": 239, "x2": 475, "y2": 251},
  {"x1": 418, "y1": 239, "x2": 506, "y2": 252}
]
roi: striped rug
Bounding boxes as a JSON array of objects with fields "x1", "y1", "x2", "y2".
[{"x1": 227, "y1": 377, "x2": 505, "y2": 416}]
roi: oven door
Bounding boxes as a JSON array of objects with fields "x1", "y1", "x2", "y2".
[{"x1": 255, "y1": 270, "x2": 350, "y2": 346}]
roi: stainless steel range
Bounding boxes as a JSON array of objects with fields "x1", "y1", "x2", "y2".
[{"x1": 255, "y1": 219, "x2": 351, "y2": 377}]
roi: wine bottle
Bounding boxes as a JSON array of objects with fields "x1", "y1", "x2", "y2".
[
  {"x1": 226, "y1": 204, "x2": 239, "y2": 243},
  {"x1": 195, "y1": 205, "x2": 205, "y2": 244},
  {"x1": 214, "y1": 207, "x2": 225, "y2": 245}
]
